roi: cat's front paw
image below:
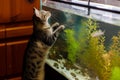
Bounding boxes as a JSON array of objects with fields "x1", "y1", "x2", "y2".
[
  {"x1": 60, "y1": 25, "x2": 65, "y2": 29},
  {"x1": 52, "y1": 22, "x2": 59, "y2": 28},
  {"x1": 54, "y1": 22, "x2": 59, "y2": 26}
]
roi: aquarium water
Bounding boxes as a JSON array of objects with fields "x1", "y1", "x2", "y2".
[{"x1": 43, "y1": 1, "x2": 120, "y2": 80}]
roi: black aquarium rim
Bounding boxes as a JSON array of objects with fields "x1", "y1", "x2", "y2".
[{"x1": 50, "y1": 0, "x2": 120, "y2": 14}]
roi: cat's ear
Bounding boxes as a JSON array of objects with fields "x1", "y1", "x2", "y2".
[{"x1": 33, "y1": 7, "x2": 40, "y2": 17}]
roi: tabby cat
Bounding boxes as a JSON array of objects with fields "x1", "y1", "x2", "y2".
[{"x1": 22, "y1": 8, "x2": 65, "y2": 80}]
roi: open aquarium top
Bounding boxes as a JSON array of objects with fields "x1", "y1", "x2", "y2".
[
  {"x1": 44, "y1": 0, "x2": 120, "y2": 26},
  {"x1": 43, "y1": 1, "x2": 120, "y2": 80}
]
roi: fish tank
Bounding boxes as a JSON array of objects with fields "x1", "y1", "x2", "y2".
[{"x1": 43, "y1": 0, "x2": 120, "y2": 80}]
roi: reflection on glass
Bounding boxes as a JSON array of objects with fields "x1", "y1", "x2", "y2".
[{"x1": 69, "y1": 0, "x2": 120, "y2": 7}]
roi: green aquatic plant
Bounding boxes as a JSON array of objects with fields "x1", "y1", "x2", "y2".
[
  {"x1": 106, "y1": 32, "x2": 120, "y2": 67},
  {"x1": 78, "y1": 18, "x2": 110, "y2": 80},
  {"x1": 64, "y1": 18, "x2": 109, "y2": 80},
  {"x1": 64, "y1": 29, "x2": 79, "y2": 63},
  {"x1": 110, "y1": 66, "x2": 120, "y2": 80},
  {"x1": 78, "y1": 19, "x2": 120, "y2": 80},
  {"x1": 60, "y1": 18, "x2": 120, "y2": 80},
  {"x1": 109, "y1": 32, "x2": 120, "y2": 56}
]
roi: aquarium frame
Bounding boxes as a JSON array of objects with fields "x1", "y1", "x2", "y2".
[
  {"x1": 50, "y1": 0, "x2": 120, "y2": 15},
  {"x1": 87, "y1": 0, "x2": 91, "y2": 15}
]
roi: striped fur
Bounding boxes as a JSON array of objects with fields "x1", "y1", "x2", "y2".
[{"x1": 22, "y1": 8, "x2": 65, "y2": 80}]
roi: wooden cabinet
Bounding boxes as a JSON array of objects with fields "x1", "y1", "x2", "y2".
[
  {"x1": 0, "y1": 22, "x2": 33, "y2": 79},
  {"x1": 8, "y1": 77, "x2": 21, "y2": 80},
  {"x1": 0, "y1": 26, "x2": 5, "y2": 40},
  {"x1": 0, "y1": 43, "x2": 6, "y2": 77},
  {"x1": 5, "y1": 22, "x2": 33, "y2": 76},
  {"x1": 0, "y1": 0, "x2": 40, "y2": 23},
  {"x1": 0, "y1": 0, "x2": 39, "y2": 78},
  {"x1": 0, "y1": 26, "x2": 6, "y2": 77},
  {"x1": 6, "y1": 40, "x2": 28, "y2": 75},
  {"x1": 0, "y1": 0, "x2": 11, "y2": 23},
  {"x1": 11, "y1": 0, "x2": 40, "y2": 22},
  {"x1": 5, "y1": 23, "x2": 33, "y2": 38}
]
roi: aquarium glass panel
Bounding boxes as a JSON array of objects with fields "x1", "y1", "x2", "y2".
[{"x1": 44, "y1": 1, "x2": 120, "y2": 80}]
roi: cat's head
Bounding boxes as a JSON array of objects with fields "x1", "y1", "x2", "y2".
[{"x1": 33, "y1": 8, "x2": 51, "y2": 28}]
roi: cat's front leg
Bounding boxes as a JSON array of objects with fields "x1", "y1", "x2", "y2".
[
  {"x1": 53, "y1": 25, "x2": 65, "y2": 34},
  {"x1": 46, "y1": 25, "x2": 65, "y2": 46},
  {"x1": 51, "y1": 22, "x2": 59, "y2": 28}
]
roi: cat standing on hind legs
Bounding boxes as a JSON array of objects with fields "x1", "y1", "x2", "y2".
[{"x1": 22, "y1": 7, "x2": 65, "y2": 80}]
